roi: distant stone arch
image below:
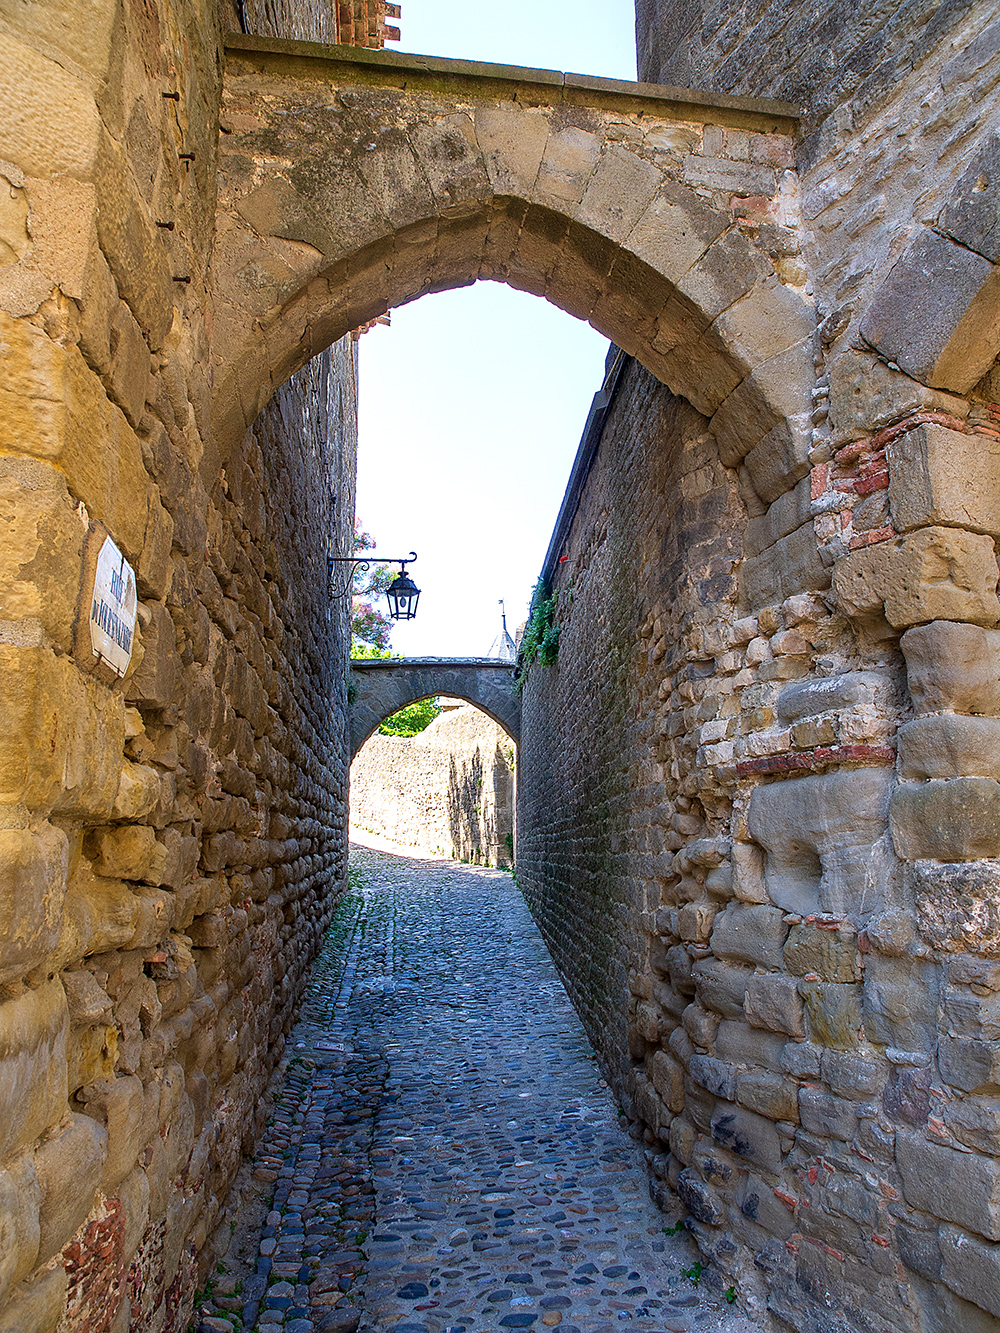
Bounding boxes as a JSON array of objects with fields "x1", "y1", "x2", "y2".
[
  {"x1": 348, "y1": 658, "x2": 520, "y2": 759},
  {"x1": 213, "y1": 36, "x2": 810, "y2": 503}
]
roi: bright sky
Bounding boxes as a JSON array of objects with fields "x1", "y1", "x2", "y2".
[{"x1": 355, "y1": 0, "x2": 637, "y2": 658}]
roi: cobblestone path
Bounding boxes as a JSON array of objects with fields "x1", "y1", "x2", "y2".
[{"x1": 196, "y1": 840, "x2": 753, "y2": 1333}]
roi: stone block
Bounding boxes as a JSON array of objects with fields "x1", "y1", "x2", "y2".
[
  {"x1": 863, "y1": 956, "x2": 942, "y2": 1051},
  {"x1": 0, "y1": 457, "x2": 85, "y2": 651},
  {"x1": 710, "y1": 1101, "x2": 782, "y2": 1173},
  {"x1": 897, "y1": 1128, "x2": 1000, "y2": 1240},
  {"x1": 741, "y1": 520, "x2": 829, "y2": 608},
  {"x1": 647, "y1": 1049, "x2": 685, "y2": 1112},
  {"x1": 692, "y1": 958, "x2": 751, "y2": 1018},
  {"x1": 776, "y1": 671, "x2": 883, "y2": 724},
  {"x1": 901, "y1": 621, "x2": 1000, "y2": 715},
  {"x1": 945, "y1": 988, "x2": 1000, "y2": 1040},
  {"x1": 473, "y1": 102, "x2": 549, "y2": 197},
  {"x1": 577, "y1": 143, "x2": 664, "y2": 245},
  {"x1": 0, "y1": 979, "x2": 67, "y2": 1162},
  {"x1": 107, "y1": 301, "x2": 151, "y2": 428},
  {"x1": 833, "y1": 527, "x2": 1000, "y2": 629},
  {"x1": 52, "y1": 862, "x2": 138, "y2": 967},
  {"x1": 626, "y1": 179, "x2": 728, "y2": 285},
  {"x1": 736, "y1": 1071, "x2": 799, "y2": 1121},
  {"x1": 0, "y1": 1266, "x2": 67, "y2": 1333},
  {"x1": 0, "y1": 1155, "x2": 40, "y2": 1305},
  {"x1": 676, "y1": 226, "x2": 771, "y2": 323},
  {"x1": 676, "y1": 1167, "x2": 724, "y2": 1225},
  {"x1": 945, "y1": 1097, "x2": 1000, "y2": 1155},
  {"x1": 858, "y1": 228, "x2": 1000, "y2": 394},
  {"x1": 0, "y1": 643, "x2": 125, "y2": 817},
  {"x1": 799, "y1": 979, "x2": 863, "y2": 1049},
  {"x1": 940, "y1": 1036, "x2": 1000, "y2": 1094},
  {"x1": 714, "y1": 1018, "x2": 786, "y2": 1070},
  {"x1": 0, "y1": 312, "x2": 155, "y2": 558},
  {"x1": 78, "y1": 1074, "x2": 145, "y2": 1191},
  {"x1": 0, "y1": 32, "x2": 100, "y2": 178},
  {"x1": 891, "y1": 778, "x2": 1000, "y2": 861},
  {"x1": 0, "y1": 822, "x2": 68, "y2": 985},
  {"x1": 898, "y1": 716, "x2": 1000, "y2": 781},
  {"x1": 736, "y1": 1172, "x2": 796, "y2": 1238},
  {"x1": 821, "y1": 1050, "x2": 887, "y2": 1100},
  {"x1": 682, "y1": 155, "x2": 777, "y2": 197},
  {"x1": 34, "y1": 1112, "x2": 107, "y2": 1262},
  {"x1": 910, "y1": 859, "x2": 1000, "y2": 954},
  {"x1": 744, "y1": 973, "x2": 805, "y2": 1037},
  {"x1": 689, "y1": 1053, "x2": 737, "y2": 1101},
  {"x1": 127, "y1": 601, "x2": 179, "y2": 708},
  {"x1": 940, "y1": 132, "x2": 1000, "y2": 263},
  {"x1": 798, "y1": 1087, "x2": 859, "y2": 1141},
  {"x1": 888, "y1": 424, "x2": 1000, "y2": 539},
  {"x1": 784, "y1": 921, "x2": 860, "y2": 983},
  {"x1": 826, "y1": 349, "x2": 969, "y2": 446},
  {"x1": 747, "y1": 767, "x2": 892, "y2": 915},
  {"x1": 110, "y1": 761, "x2": 161, "y2": 821},
  {"x1": 940, "y1": 1224, "x2": 1000, "y2": 1318},
  {"x1": 88, "y1": 825, "x2": 161, "y2": 883},
  {"x1": 710, "y1": 903, "x2": 788, "y2": 969}
]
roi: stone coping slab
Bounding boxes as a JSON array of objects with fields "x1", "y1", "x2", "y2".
[{"x1": 224, "y1": 32, "x2": 802, "y2": 133}]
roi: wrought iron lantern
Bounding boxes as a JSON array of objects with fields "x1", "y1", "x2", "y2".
[
  {"x1": 385, "y1": 564, "x2": 420, "y2": 621},
  {"x1": 328, "y1": 549, "x2": 420, "y2": 621}
]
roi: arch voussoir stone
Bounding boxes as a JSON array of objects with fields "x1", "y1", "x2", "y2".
[
  {"x1": 348, "y1": 659, "x2": 520, "y2": 759},
  {"x1": 214, "y1": 35, "x2": 810, "y2": 490}
]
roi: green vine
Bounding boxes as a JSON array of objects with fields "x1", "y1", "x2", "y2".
[{"x1": 517, "y1": 581, "x2": 560, "y2": 688}]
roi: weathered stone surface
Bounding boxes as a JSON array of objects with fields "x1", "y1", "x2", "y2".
[
  {"x1": 776, "y1": 671, "x2": 883, "y2": 723},
  {"x1": 939, "y1": 1035, "x2": 1000, "y2": 1093},
  {"x1": 833, "y1": 526, "x2": 1000, "y2": 629},
  {"x1": 799, "y1": 978, "x2": 863, "y2": 1049},
  {"x1": 858, "y1": 229, "x2": 1000, "y2": 394},
  {"x1": 747, "y1": 768, "x2": 892, "y2": 915},
  {"x1": 784, "y1": 920, "x2": 860, "y2": 982},
  {"x1": 78, "y1": 1075, "x2": 145, "y2": 1191},
  {"x1": 0, "y1": 979, "x2": 68, "y2": 1162},
  {"x1": 0, "y1": 822, "x2": 68, "y2": 984},
  {"x1": 710, "y1": 1100, "x2": 782, "y2": 1172},
  {"x1": 33, "y1": 1112, "x2": 107, "y2": 1262},
  {"x1": 940, "y1": 1224, "x2": 1000, "y2": 1318},
  {"x1": 888, "y1": 424, "x2": 1000, "y2": 539},
  {"x1": 710, "y1": 902, "x2": 788, "y2": 968},
  {"x1": 910, "y1": 859, "x2": 1000, "y2": 954},
  {"x1": 0, "y1": 1266, "x2": 67, "y2": 1333},
  {"x1": 891, "y1": 778, "x2": 1000, "y2": 861},
  {"x1": 0, "y1": 1156, "x2": 40, "y2": 1306},
  {"x1": 901, "y1": 621, "x2": 1000, "y2": 716},
  {"x1": 898, "y1": 716, "x2": 1000, "y2": 781},
  {"x1": 897, "y1": 1129, "x2": 1000, "y2": 1240},
  {"x1": 940, "y1": 131, "x2": 1000, "y2": 263},
  {"x1": 744, "y1": 972, "x2": 805, "y2": 1037},
  {"x1": 863, "y1": 956, "x2": 942, "y2": 1051}
]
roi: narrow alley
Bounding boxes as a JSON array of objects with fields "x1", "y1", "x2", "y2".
[{"x1": 196, "y1": 841, "x2": 755, "y2": 1333}]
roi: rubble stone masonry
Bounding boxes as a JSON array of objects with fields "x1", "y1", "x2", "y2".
[
  {"x1": 0, "y1": 0, "x2": 998, "y2": 1329},
  {"x1": 515, "y1": 2, "x2": 1000, "y2": 1331},
  {"x1": 349, "y1": 705, "x2": 516, "y2": 867}
]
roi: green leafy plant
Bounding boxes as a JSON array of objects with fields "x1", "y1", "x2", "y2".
[
  {"x1": 517, "y1": 581, "x2": 560, "y2": 689},
  {"x1": 663, "y1": 1220, "x2": 687, "y2": 1236},
  {"x1": 378, "y1": 697, "x2": 441, "y2": 736},
  {"x1": 681, "y1": 1261, "x2": 705, "y2": 1286},
  {"x1": 725, "y1": 1286, "x2": 737, "y2": 1304}
]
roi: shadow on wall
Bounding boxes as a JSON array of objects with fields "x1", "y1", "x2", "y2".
[
  {"x1": 350, "y1": 706, "x2": 515, "y2": 866},
  {"x1": 445, "y1": 742, "x2": 515, "y2": 867}
]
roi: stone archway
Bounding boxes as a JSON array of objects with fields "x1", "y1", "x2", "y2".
[
  {"x1": 212, "y1": 36, "x2": 810, "y2": 509},
  {"x1": 348, "y1": 657, "x2": 519, "y2": 758}
]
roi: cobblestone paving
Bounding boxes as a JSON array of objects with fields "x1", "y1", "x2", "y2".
[{"x1": 195, "y1": 840, "x2": 754, "y2": 1333}]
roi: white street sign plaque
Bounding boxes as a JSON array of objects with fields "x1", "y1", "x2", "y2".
[{"x1": 89, "y1": 536, "x2": 137, "y2": 677}]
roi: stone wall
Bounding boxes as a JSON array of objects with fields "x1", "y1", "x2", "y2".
[
  {"x1": 350, "y1": 705, "x2": 515, "y2": 866},
  {"x1": 516, "y1": 3, "x2": 1000, "y2": 1330},
  {"x1": 0, "y1": 0, "x2": 379, "y2": 1328}
]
